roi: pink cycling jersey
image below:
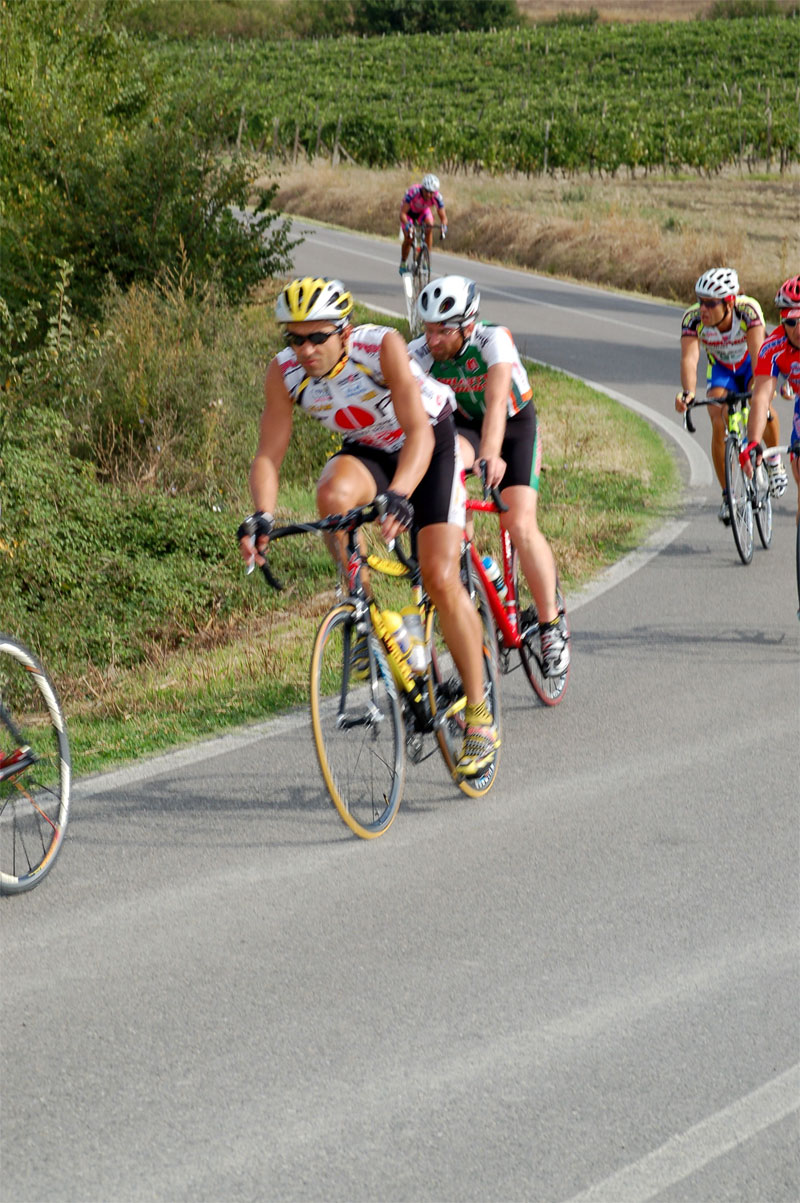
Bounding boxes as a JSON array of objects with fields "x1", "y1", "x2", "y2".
[{"x1": 403, "y1": 183, "x2": 445, "y2": 225}]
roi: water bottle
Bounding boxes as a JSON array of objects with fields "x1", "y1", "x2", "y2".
[
  {"x1": 380, "y1": 610, "x2": 417, "y2": 677},
  {"x1": 400, "y1": 605, "x2": 428, "y2": 675},
  {"x1": 482, "y1": 555, "x2": 507, "y2": 601}
]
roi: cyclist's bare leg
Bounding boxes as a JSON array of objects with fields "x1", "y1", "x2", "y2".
[
  {"x1": 499, "y1": 484, "x2": 559, "y2": 626},
  {"x1": 424, "y1": 216, "x2": 434, "y2": 253},
  {"x1": 417, "y1": 522, "x2": 486, "y2": 707},
  {"x1": 458, "y1": 434, "x2": 477, "y2": 543},
  {"x1": 316, "y1": 454, "x2": 377, "y2": 582},
  {"x1": 763, "y1": 405, "x2": 781, "y2": 452},
  {"x1": 707, "y1": 390, "x2": 728, "y2": 489},
  {"x1": 792, "y1": 455, "x2": 800, "y2": 522},
  {"x1": 400, "y1": 230, "x2": 413, "y2": 265}
]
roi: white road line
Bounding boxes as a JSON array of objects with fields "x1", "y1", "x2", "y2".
[{"x1": 562, "y1": 1063, "x2": 800, "y2": 1203}]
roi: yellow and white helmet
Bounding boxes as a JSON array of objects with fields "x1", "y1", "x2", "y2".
[{"x1": 275, "y1": 277, "x2": 353, "y2": 325}]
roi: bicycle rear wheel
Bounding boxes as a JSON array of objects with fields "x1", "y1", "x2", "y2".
[
  {"x1": 753, "y1": 462, "x2": 773, "y2": 549},
  {"x1": 426, "y1": 578, "x2": 501, "y2": 798},
  {"x1": 513, "y1": 554, "x2": 571, "y2": 706},
  {"x1": 0, "y1": 636, "x2": 71, "y2": 894},
  {"x1": 310, "y1": 603, "x2": 405, "y2": 839},
  {"x1": 725, "y1": 439, "x2": 753, "y2": 564}
]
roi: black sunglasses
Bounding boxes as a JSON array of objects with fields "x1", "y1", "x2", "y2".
[
  {"x1": 284, "y1": 329, "x2": 338, "y2": 348},
  {"x1": 783, "y1": 317, "x2": 799, "y2": 328}
]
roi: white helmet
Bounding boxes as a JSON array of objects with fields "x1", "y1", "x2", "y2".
[
  {"x1": 695, "y1": 267, "x2": 739, "y2": 302},
  {"x1": 421, "y1": 173, "x2": 440, "y2": 193},
  {"x1": 417, "y1": 276, "x2": 480, "y2": 325}
]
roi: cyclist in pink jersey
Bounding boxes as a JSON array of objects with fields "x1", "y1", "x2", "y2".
[
  {"x1": 741, "y1": 276, "x2": 800, "y2": 521},
  {"x1": 674, "y1": 266, "x2": 786, "y2": 522},
  {"x1": 399, "y1": 173, "x2": 448, "y2": 275},
  {"x1": 239, "y1": 277, "x2": 499, "y2": 778}
]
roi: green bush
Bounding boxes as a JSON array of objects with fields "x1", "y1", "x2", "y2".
[{"x1": 0, "y1": 0, "x2": 297, "y2": 334}]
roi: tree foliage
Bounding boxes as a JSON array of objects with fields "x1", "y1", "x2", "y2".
[{"x1": 0, "y1": 0, "x2": 296, "y2": 338}]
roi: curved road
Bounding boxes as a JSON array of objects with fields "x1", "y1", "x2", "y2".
[{"x1": 2, "y1": 222, "x2": 798, "y2": 1203}]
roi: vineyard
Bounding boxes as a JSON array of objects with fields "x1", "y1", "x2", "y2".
[{"x1": 150, "y1": 17, "x2": 800, "y2": 176}]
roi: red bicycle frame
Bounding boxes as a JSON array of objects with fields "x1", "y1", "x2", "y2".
[{"x1": 466, "y1": 497, "x2": 522, "y2": 649}]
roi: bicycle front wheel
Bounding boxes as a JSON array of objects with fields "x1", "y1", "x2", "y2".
[
  {"x1": 753, "y1": 463, "x2": 773, "y2": 549},
  {"x1": 0, "y1": 636, "x2": 71, "y2": 894},
  {"x1": 514, "y1": 556, "x2": 571, "y2": 706},
  {"x1": 427, "y1": 578, "x2": 501, "y2": 798},
  {"x1": 725, "y1": 439, "x2": 753, "y2": 564},
  {"x1": 409, "y1": 245, "x2": 431, "y2": 336},
  {"x1": 310, "y1": 604, "x2": 406, "y2": 839}
]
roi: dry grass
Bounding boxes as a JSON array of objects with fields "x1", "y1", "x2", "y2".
[
  {"x1": 269, "y1": 160, "x2": 798, "y2": 313},
  {"x1": 517, "y1": 0, "x2": 796, "y2": 19}
]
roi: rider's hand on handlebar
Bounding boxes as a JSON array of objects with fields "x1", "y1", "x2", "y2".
[
  {"x1": 377, "y1": 490, "x2": 415, "y2": 543},
  {"x1": 738, "y1": 440, "x2": 759, "y2": 477},
  {"x1": 480, "y1": 455, "x2": 506, "y2": 490},
  {"x1": 237, "y1": 511, "x2": 274, "y2": 570},
  {"x1": 675, "y1": 389, "x2": 694, "y2": 413}
]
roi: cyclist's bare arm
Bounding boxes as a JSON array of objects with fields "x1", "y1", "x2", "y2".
[
  {"x1": 676, "y1": 334, "x2": 700, "y2": 409},
  {"x1": 478, "y1": 361, "x2": 512, "y2": 488},
  {"x1": 745, "y1": 320, "x2": 766, "y2": 378},
  {"x1": 242, "y1": 360, "x2": 294, "y2": 562},
  {"x1": 745, "y1": 374, "x2": 776, "y2": 457},
  {"x1": 379, "y1": 331, "x2": 435, "y2": 540}
]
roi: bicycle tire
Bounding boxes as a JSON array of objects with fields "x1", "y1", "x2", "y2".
[
  {"x1": 513, "y1": 554, "x2": 571, "y2": 706},
  {"x1": 0, "y1": 635, "x2": 71, "y2": 894},
  {"x1": 408, "y1": 243, "x2": 431, "y2": 336},
  {"x1": 724, "y1": 438, "x2": 753, "y2": 565},
  {"x1": 753, "y1": 463, "x2": 773, "y2": 549},
  {"x1": 426, "y1": 578, "x2": 501, "y2": 798},
  {"x1": 310, "y1": 603, "x2": 406, "y2": 839}
]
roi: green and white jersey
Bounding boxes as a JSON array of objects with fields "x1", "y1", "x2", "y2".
[{"x1": 408, "y1": 323, "x2": 533, "y2": 422}]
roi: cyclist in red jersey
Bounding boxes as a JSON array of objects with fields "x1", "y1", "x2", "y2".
[
  {"x1": 741, "y1": 276, "x2": 800, "y2": 521},
  {"x1": 399, "y1": 173, "x2": 448, "y2": 275}
]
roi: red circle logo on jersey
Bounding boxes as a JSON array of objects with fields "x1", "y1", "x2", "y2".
[
  {"x1": 334, "y1": 406, "x2": 375, "y2": 431},
  {"x1": 466, "y1": 357, "x2": 479, "y2": 372}
]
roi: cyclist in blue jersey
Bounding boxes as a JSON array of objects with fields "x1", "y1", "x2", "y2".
[{"x1": 674, "y1": 266, "x2": 786, "y2": 522}]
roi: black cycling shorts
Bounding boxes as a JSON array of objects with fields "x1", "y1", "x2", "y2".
[
  {"x1": 456, "y1": 401, "x2": 541, "y2": 492},
  {"x1": 333, "y1": 413, "x2": 465, "y2": 529}
]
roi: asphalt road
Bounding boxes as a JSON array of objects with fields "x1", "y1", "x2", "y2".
[{"x1": 2, "y1": 221, "x2": 798, "y2": 1203}]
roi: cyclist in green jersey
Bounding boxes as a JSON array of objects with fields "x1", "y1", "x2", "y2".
[{"x1": 409, "y1": 276, "x2": 568, "y2": 678}]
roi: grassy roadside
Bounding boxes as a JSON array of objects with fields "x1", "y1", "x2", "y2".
[{"x1": 66, "y1": 305, "x2": 680, "y2": 780}]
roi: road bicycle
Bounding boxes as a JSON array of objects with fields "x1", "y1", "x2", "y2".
[
  {"x1": 0, "y1": 634, "x2": 71, "y2": 894},
  {"x1": 255, "y1": 496, "x2": 501, "y2": 839},
  {"x1": 401, "y1": 222, "x2": 436, "y2": 336},
  {"x1": 684, "y1": 392, "x2": 773, "y2": 565},
  {"x1": 465, "y1": 464, "x2": 570, "y2": 706}
]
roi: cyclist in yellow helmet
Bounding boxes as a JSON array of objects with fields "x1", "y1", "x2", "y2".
[{"x1": 239, "y1": 276, "x2": 499, "y2": 777}]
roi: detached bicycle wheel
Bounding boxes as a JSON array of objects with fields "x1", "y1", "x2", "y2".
[
  {"x1": 725, "y1": 439, "x2": 753, "y2": 564},
  {"x1": 427, "y1": 578, "x2": 501, "y2": 798},
  {"x1": 513, "y1": 555, "x2": 571, "y2": 706},
  {"x1": 310, "y1": 604, "x2": 405, "y2": 839},
  {"x1": 0, "y1": 636, "x2": 71, "y2": 894},
  {"x1": 753, "y1": 463, "x2": 773, "y2": 549}
]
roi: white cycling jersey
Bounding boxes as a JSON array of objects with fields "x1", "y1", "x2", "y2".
[
  {"x1": 276, "y1": 324, "x2": 454, "y2": 454},
  {"x1": 680, "y1": 296, "x2": 764, "y2": 371}
]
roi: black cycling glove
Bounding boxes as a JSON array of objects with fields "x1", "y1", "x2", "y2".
[
  {"x1": 237, "y1": 511, "x2": 274, "y2": 543},
  {"x1": 379, "y1": 490, "x2": 415, "y2": 530}
]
